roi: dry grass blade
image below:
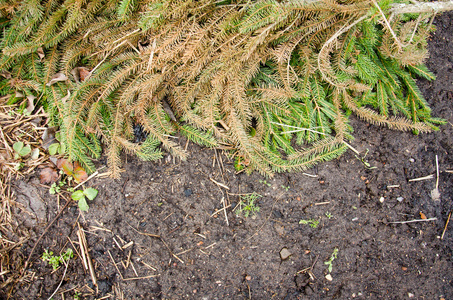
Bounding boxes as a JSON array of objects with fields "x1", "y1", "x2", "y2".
[{"x1": 77, "y1": 223, "x2": 97, "y2": 286}]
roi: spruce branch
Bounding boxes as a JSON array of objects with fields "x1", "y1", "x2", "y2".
[{"x1": 1, "y1": 0, "x2": 452, "y2": 177}]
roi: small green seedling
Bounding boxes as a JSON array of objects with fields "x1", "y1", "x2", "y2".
[
  {"x1": 42, "y1": 248, "x2": 73, "y2": 270},
  {"x1": 281, "y1": 185, "x2": 290, "y2": 191},
  {"x1": 324, "y1": 248, "x2": 339, "y2": 273},
  {"x1": 234, "y1": 156, "x2": 245, "y2": 171},
  {"x1": 13, "y1": 141, "x2": 31, "y2": 159},
  {"x1": 49, "y1": 176, "x2": 73, "y2": 195},
  {"x1": 325, "y1": 212, "x2": 333, "y2": 219},
  {"x1": 354, "y1": 148, "x2": 377, "y2": 170},
  {"x1": 259, "y1": 179, "x2": 271, "y2": 187},
  {"x1": 236, "y1": 192, "x2": 261, "y2": 218},
  {"x1": 71, "y1": 187, "x2": 98, "y2": 211},
  {"x1": 299, "y1": 218, "x2": 319, "y2": 228},
  {"x1": 74, "y1": 291, "x2": 81, "y2": 300},
  {"x1": 48, "y1": 142, "x2": 66, "y2": 155}
]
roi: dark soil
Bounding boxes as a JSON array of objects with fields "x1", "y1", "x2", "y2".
[{"x1": 3, "y1": 12, "x2": 453, "y2": 300}]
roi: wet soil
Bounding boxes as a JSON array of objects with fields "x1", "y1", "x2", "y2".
[{"x1": 3, "y1": 12, "x2": 453, "y2": 300}]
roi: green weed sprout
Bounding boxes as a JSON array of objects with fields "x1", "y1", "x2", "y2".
[
  {"x1": 324, "y1": 248, "x2": 339, "y2": 273},
  {"x1": 71, "y1": 187, "x2": 98, "y2": 212},
  {"x1": 236, "y1": 192, "x2": 261, "y2": 218},
  {"x1": 299, "y1": 219, "x2": 320, "y2": 228},
  {"x1": 42, "y1": 248, "x2": 73, "y2": 271}
]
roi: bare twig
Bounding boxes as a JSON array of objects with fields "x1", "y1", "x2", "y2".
[
  {"x1": 222, "y1": 197, "x2": 229, "y2": 226},
  {"x1": 77, "y1": 223, "x2": 97, "y2": 285},
  {"x1": 388, "y1": 217, "x2": 437, "y2": 224},
  {"x1": 123, "y1": 274, "x2": 159, "y2": 281},
  {"x1": 441, "y1": 211, "x2": 451, "y2": 240},
  {"x1": 47, "y1": 261, "x2": 70, "y2": 300},
  {"x1": 108, "y1": 250, "x2": 124, "y2": 280},
  {"x1": 210, "y1": 204, "x2": 232, "y2": 217},
  {"x1": 315, "y1": 201, "x2": 330, "y2": 206},
  {"x1": 408, "y1": 174, "x2": 434, "y2": 182},
  {"x1": 209, "y1": 177, "x2": 230, "y2": 190},
  {"x1": 435, "y1": 155, "x2": 440, "y2": 190}
]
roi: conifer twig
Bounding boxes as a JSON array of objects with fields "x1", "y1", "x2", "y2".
[{"x1": 318, "y1": 15, "x2": 368, "y2": 87}]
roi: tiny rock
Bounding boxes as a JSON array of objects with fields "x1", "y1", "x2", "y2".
[
  {"x1": 379, "y1": 197, "x2": 385, "y2": 203},
  {"x1": 280, "y1": 247, "x2": 292, "y2": 260},
  {"x1": 325, "y1": 274, "x2": 333, "y2": 281},
  {"x1": 408, "y1": 292, "x2": 414, "y2": 298}
]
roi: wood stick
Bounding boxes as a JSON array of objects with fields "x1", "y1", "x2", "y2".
[
  {"x1": 209, "y1": 177, "x2": 230, "y2": 190},
  {"x1": 408, "y1": 175, "x2": 434, "y2": 182},
  {"x1": 46, "y1": 261, "x2": 70, "y2": 300},
  {"x1": 123, "y1": 274, "x2": 159, "y2": 281},
  {"x1": 441, "y1": 211, "x2": 451, "y2": 240},
  {"x1": 108, "y1": 250, "x2": 124, "y2": 280},
  {"x1": 388, "y1": 217, "x2": 437, "y2": 224},
  {"x1": 222, "y1": 197, "x2": 229, "y2": 226}
]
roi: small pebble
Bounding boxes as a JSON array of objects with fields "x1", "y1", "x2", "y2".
[
  {"x1": 245, "y1": 275, "x2": 251, "y2": 281},
  {"x1": 409, "y1": 158, "x2": 415, "y2": 163},
  {"x1": 352, "y1": 217, "x2": 359, "y2": 222},
  {"x1": 397, "y1": 197, "x2": 404, "y2": 202},
  {"x1": 184, "y1": 188, "x2": 192, "y2": 197},
  {"x1": 325, "y1": 274, "x2": 333, "y2": 281},
  {"x1": 408, "y1": 292, "x2": 415, "y2": 298},
  {"x1": 379, "y1": 197, "x2": 385, "y2": 203},
  {"x1": 280, "y1": 247, "x2": 292, "y2": 260}
]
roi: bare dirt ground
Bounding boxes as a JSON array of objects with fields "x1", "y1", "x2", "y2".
[{"x1": 2, "y1": 12, "x2": 453, "y2": 300}]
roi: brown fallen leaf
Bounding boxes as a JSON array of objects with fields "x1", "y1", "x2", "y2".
[
  {"x1": 71, "y1": 67, "x2": 91, "y2": 82},
  {"x1": 73, "y1": 161, "x2": 88, "y2": 183},
  {"x1": 46, "y1": 72, "x2": 68, "y2": 86},
  {"x1": 39, "y1": 167, "x2": 59, "y2": 184},
  {"x1": 42, "y1": 126, "x2": 58, "y2": 150},
  {"x1": 56, "y1": 158, "x2": 88, "y2": 183},
  {"x1": 37, "y1": 47, "x2": 45, "y2": 60},
  {"x1": 26, "y1": 95, "x2": 36, "y2": 114}
]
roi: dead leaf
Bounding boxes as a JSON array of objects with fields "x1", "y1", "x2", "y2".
[
  {"x1": 42, "y1": 127, "x2": 57, "y2": 150},
  {"x1": 61, "y1": 90, "x2": 70, "y2": 104},
  {"x1": 46, "y1": 73, "x2": 68, "y2": 86},
  {"x1": 78, "y1": 67, "x2": 90, "y2": 82},
  {"x1": 26, "y1": 95, "x2": 36, "y2": 114},
  {"x1": 0, "y1": 71, "x2": 11, "y2": 79},
  {"x1": 56, "y1": 159, "x2": 88, "y2": 183},
  {"x1": 57, "y1": 158, "x2": 73, "y2": 175},
  {"x1": 30, "y1": 148, "x2": 40, "y2": 160},
  {"x1": 39, "y1": 167, "x2": 59, "y2": 184},
  {"x1": 71, "y1": 67, "x2": 91, "y2": 82},
  {"x1": 73, "y1": 161, "x2": 88, "y2": 183},
  {"x1": 420, "y1": 212, "x2": 427, "y2": 219},
  {"x1": 37, "y1": 47, "x2": 45, "y2": 60}
]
